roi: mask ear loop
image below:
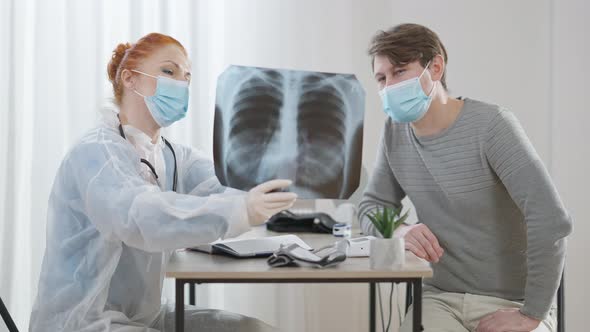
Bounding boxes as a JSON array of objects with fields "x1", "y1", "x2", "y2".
[
  {"x1": 419, "y1": 60, "x2": 437, "y2": 96},
  {"x1": 131, "y1": 69, "x2": 157, "y2": 98},
  {"x1": 131, "y1": 69, "x2": 157, "y2": 79}
]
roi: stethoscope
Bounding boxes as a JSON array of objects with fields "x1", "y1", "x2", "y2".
[{"x1": 117, "y1": 116, "x2": 178, "y2": 192}]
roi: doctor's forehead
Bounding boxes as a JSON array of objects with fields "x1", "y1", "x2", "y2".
[{"x1": 148, "y1": 45, "x2": 191, "y2": 71}]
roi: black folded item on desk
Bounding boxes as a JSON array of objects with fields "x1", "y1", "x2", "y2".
[{"x1": 266, "y1": 210, "x2": 338, "y2": 233}]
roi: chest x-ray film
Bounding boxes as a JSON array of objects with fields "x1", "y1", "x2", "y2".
[{"x1": 213, "y1": 65, "x2": 365, "y2": 199}]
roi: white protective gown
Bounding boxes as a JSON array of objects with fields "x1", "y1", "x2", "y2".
[{"x1": 29, "y1": 109, "x2": 277, "y2": 331}]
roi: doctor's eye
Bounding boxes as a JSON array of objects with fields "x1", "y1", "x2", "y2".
[{"x1": 162, "y1": 68, "x2": 174, "y2": 76}]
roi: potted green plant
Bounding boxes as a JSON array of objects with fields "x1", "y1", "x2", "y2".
[{"x1": 366, "y1": 205, "x2": 410, "y2": 270}]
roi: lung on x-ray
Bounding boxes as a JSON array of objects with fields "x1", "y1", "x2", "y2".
[{"x1": 213, "y1": 65, "x2": 365, "y2": 199}]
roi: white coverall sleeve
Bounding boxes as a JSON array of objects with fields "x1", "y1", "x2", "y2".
[
  {"x1": 176, "y1": 145, "x2": 245, "y2": 198},
  {"x1": 70, "y1": 137, "x2": 250, "y2": 253}
]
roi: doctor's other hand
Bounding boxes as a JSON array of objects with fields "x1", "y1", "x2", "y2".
[
  {"x1": 398, "y1": 223, "x2": 444, "y2": 263},
  {"x1": 246, "y1": 179, "x2": 297, "y2": 226}
]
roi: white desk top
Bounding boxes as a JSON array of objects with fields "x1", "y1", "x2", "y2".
[{"x1": 166, "y1": 226, "x2": 433, "y2": 280}]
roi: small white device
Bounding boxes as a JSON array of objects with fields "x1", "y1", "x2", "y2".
[
  {"x1": 332, "y1": 223, "x2": 352, "y2": 237},
  {"x1": 345, "y1": 236, "x2": 376, "y2": 257}
]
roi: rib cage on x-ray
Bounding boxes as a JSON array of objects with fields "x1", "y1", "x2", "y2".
[{"x1": 214, "y1": 65, "x2": 365, "y2": 199}]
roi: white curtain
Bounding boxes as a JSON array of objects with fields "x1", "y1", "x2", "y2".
[
  {"x1": 0, "y1": 0, "x2": 397, "y2": 331},
  {"x1": 0, "y1": 0, "x2": 236, "y2": 330}
]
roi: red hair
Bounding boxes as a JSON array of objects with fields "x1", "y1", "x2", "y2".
[{"x1": 107, "y1": 32, "x2": 187, "y2": 105}]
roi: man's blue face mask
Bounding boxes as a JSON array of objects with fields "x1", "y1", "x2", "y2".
[
  {"x1": 379, "y1": 61, "x2": 436, "y2": 123},
  {"x1": 132, "y1": 69, "x2": 190, "y2": 127}
]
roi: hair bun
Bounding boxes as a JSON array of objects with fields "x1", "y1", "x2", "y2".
[{"x1": 107, "y1": 42, "x2": 132, "y2": 83}]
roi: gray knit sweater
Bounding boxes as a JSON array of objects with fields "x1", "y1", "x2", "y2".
[{"x1": 358, "y1": 98, "x2": 572, "y2": 320}]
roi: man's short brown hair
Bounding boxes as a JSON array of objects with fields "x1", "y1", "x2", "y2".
[{"x1": 368, "y1": 23, "x2": 449, "y2": 90}]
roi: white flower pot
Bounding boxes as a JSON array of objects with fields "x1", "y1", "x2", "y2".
[{"x1": 370, "y1": 237, "x2": 405, "y2": 270}]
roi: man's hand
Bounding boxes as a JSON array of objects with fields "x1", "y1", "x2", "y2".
[
  {"x1": 397, "y1": 224, "x2": 444, "y2": 263},
  {"x1": 476, "y1": 308, "x2": 541, "y2": 332}
]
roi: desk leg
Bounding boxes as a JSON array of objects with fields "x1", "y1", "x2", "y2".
[
  {"x1": 189, "y1": 283, "x2": 196, "y2": 306},
  {"x1": 405, "y1": 281, "x2": 413, "y2": 313},
  {"x1": 412, "y1": 279, "x2": 423, "y2": 332},
  {"x1": 175, "y1": 279, "x2": 185, "y2": 332},
  {"x1": 369, "y1": 282, "x2": 376, "y2": 332}
]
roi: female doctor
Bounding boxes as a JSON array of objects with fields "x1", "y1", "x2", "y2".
[{"x1": 29, "y1": 33, "x2": 295, "y2": 331}]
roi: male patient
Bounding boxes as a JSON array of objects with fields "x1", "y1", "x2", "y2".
[{"x1": 358, "y1": 23, "x2": 572, "y2": 332}]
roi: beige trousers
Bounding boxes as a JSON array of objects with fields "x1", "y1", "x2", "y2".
[{"x1": 399, "y1": 290, "x2": 556, "y2": 332}]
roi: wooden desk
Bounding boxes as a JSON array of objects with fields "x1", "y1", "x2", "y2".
[{"x1": 166, "y1": 227, "x2": 432, "y2": 332}]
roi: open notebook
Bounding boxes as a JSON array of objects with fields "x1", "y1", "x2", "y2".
[{"x1": 189, "y1": 234, "x2": 313, "y2": 258}]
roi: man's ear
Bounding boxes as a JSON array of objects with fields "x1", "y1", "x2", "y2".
[
  {"x1": 120, "y1": 69, "x2": 135, "y2": 90},
  {"x1": 430, "y1": 54, "x2": 445, "y2": 82}
]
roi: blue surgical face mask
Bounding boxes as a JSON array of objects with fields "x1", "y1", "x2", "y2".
[
  {"x1": 379, "y1": 61, "x2": 436, "y2": 123},
  {"x1": 132, "y1": 69, "x2": 190, "y2": 127}
]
